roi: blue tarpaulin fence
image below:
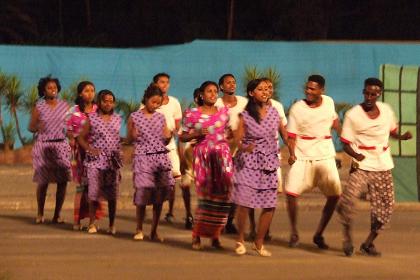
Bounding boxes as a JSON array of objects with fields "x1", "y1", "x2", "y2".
[{"x1": 0, "y1": 40, "x2": 418, "y2": 200}]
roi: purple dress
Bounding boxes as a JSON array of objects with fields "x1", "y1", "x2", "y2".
[
  {"x1": 32, "y1": 99, "x2": 71, "y2": 185},
  {"x1": 231, "y1": 106, "x2": 280, "y2": 208},
  {"x1": 131, "y1": 111, "x2": 174, "y2": 206},
  {"x1": 84, "y1": 112, "x2": 122, "y2": 201}
]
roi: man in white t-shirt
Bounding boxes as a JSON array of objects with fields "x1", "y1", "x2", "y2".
[
  {"x1": 285, "y1": 75, "x2": 342, "y2": 250},
  {"x1": 153, "y1": 73, "x2": 183, "y2": 223},
  {"x1": 214, "y1": 73, "x2": 247, "y2": 234},
  {"x1": 336, "y1": 78, "x2": 412, "y2": 257}
]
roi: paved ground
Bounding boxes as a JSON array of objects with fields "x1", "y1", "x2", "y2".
[
  {"x1": 1, "y1": 209, "x2": 420, "y2": 280},
  {"x1": 1, "y1": 164, "x2": 420, "y2": 279}
]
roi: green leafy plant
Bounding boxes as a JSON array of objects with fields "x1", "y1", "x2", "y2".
[
  {"x1": 4, "y1": 75, "x2": 26, "y2": 145},
  {"x1": 242, "y1": 65, "x2": 281, "y2": 100},
  {"x1": 115, "y1": 99, "x2": 141, "y2": 121},
  {"x1": 22, "y1": 85, "x2": 38, "y2": 111},
  {"x1": 2, "y1": 121, "x2": 15, "y2": 151}
]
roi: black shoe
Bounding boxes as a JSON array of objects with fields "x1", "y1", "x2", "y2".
[
  {"x1": 360, "y1": 243, "x2": 381, "y2": 257},
  {"x1": 313, "y1": 235, "x2": 329, "y2": 250},
  {"x1": 288, "y1": 234, "x2": 299, "y2": 248},
  {"x1": 165, "y1": 213, "x2": 175, "y2": 224},
  {"x1": 343, "y1": 240, "x2": 354, "y2": 257},
  {"x1": 185, "y1": 216, "x2": 194, "y2": 230},
  {"x1": 224, "y1": 222, "x2": 238, "y2": 234},
  {"x1": 211, "y1": 238, "x2": 224, "y2": 250}
]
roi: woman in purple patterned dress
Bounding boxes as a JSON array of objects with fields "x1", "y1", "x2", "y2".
[
  {"x1": 28, "y1": 75, "x2": 71, "y2": 224},
  {"x1": 127, "y1": 83, "x2": 174, "y2": 241},
  {"x1": 232, "y1": 79, "x2": 288, "y2": 257},
  {"x1": 77, "y1": 90, "x2": 122, "y2": 235},
  {"x1": 65, "y1": 81, "x2": 104, "y2": 231}
]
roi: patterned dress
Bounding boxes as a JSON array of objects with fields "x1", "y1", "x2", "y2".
[
  {"x1": 182, "y1": 106, "x2": 233, "y2": 239},
  {"x1": 32, "y1": 99, "x2": 71, "y2": 185},
  {"x1": 231, "y1": 107, "x2": 280, "y2": 209},
  {"x1": 65, "y1": 104, "x2": 104, "y2": 223},
  {"x1": 131, "y1": 111, "x2": 175, "y2": 206},
  {"x1": 84, "y1": 112, "x2": 122, "y2": 202}
]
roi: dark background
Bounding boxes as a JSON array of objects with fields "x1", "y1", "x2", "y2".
[{"x1": 2, "y1": 0, "x2": 420, "y2": 47}]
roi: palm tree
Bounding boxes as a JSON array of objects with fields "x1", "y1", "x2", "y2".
[
  {"x1": 115, "y1": 99, "x2": 141, "y2": 122},
  {"x1": 242, "y1": 65, "x2": 282, "y2": 100},
  {"x1": 1, "y1": 121, "x2": 15, "y2": 152},
  {"x1": 22, "y1": 85, "x2": 39, "y2": 112},
  {"x1": 0, "y1": 71, "x2": 9, "y2": 143},
  {"x1": 4, "y1": 75, "x2": 26, "y2": 145}
]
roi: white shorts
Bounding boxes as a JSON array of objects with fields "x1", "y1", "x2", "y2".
[
  {"x1": 276, "y1": 153, "x2": 283, "y2": 193},
  {"x1": 285, "y1": 158, "x2": 341, "y2": 197},
  {"x1": 168, "y1": 149, "x2": 181, "y2": 178}
]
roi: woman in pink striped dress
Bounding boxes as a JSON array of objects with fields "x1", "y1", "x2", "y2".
[
  {"x1": 28, "y1": 75, "x2": 71, "y2": 224},
  {"x1": 65, "y1": 81, "x2": 104, "y2": 230}
]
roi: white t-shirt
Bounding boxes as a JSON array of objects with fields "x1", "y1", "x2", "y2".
[
  {"x1": 341, "y1": 102, "x2": 398, "y2": 171},
  {"x1": 155, "y1": 95, "x2": 182, "y2": 150},
  {"x1": 215, "y1": 95, "x2": 248, "y2": 131},
  {"x1": 270, "y1": 99, "x2": 287, "y2": 127},
  {"x1": 287, "y1": 95, "x2": 338, "y2": 160}
]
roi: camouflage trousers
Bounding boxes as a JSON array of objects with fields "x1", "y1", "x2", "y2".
[{"x1": 337, "y1": 169, "x2": 394, "y2": 231}]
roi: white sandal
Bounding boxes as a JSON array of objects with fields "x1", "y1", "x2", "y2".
[
  {"x1": 252, "y1": 243, "x2": 272, "y2": 257},
  {"x1": 133, "y1": 231, "x2": 144, "y2": 240},
  {"x1": 235, "y1": 242, "x2": 247, "y2": 255}
]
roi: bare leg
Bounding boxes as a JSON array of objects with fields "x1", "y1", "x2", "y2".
[
  {"x1": 108, "y1": 199, "x2": 116, "y2": 228},
  {"x1": 315, "y1": 196, "x2": 339, "y2": 236},
  {"x1": 151, "y1": 203, "x2": 163, "y2": 240},
  {"x1": 53, "y1": 182, "x2": 67, "y2": 221},
  {"x1": 249, "y1": 209, "x2": 256, "y2": 234},
  {"x1": 254, "y1": 208, "x2": 274, "y2": 249},
  {"x1": 181, "y1": 187, "x2": 192, "y2": 218},
  {"x1": 136, "y1": 206, "x2": 146, "y2": 232},
  {"x1": 36, "y1": 184, "x2": 48, "y2": 219},
  {"x1": 235, "y1": 205, "x2": 249, "y2": 243},
  {"x1": 286, "y1": 194, "x2": 298, "y2": 236},
  {"x1": 89, "y1": 200, "x2": 97, "y2": 226}
]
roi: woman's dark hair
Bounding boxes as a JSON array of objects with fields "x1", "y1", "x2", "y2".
[
  {"x1": 142, "y1": 83, "x2": 163, "y2": 105},
  {"x1": 37, "y1": 75, "x2": 61, "y2": 98},
  {"x1": 96, "y1": 89, "x2": 115, "y2": 114},
  {"x1": 193, "y1": 88, "x2": 202, "y2": 106},
  {"x1": 74, "y1": 81, "x2": 95, "y2": 113},
  {"x1": 245, "y1": 79, "x2": 264, "y2": 123},
  {"x1": 198, "y1": 81, "x2": 219, "y2": 106}
]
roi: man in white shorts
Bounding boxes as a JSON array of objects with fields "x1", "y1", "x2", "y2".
[
  {"x1": 215, "y1": 73, "x2": 248, "y2": 234},
  {"x1": 336, "y1": 78, "x2": 412, "y2": 257},
  {"x1": 286, "y1": 74, "x2": 342, "y2": 249},
  {"x1": 153, "y1": 73, "x2": 183, "y2": 223}
]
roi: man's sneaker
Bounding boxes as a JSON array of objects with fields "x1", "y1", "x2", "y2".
[
  {"x1": 360, "y1": 243, "x2": 381, "y2": 257},
  {"x1": 185, "y1": 216, "x2": 194, "y2": 230},
  {"x1": 224, "y1": 222, "x2": 238, "y2": 234},
  {"x1": 313, "y1": 235, "x2": 329, "y2": 250},
  {"x1": 165, "y1": 213, "x2": 175, "y2": 223},
  {"x1": 288, "y1": 234, "x2": 299, "y2": 248},
  {"x1": 343, "y1": 240, "x2": 354, "y2": 257}
]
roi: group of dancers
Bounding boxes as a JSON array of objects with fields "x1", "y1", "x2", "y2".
[{"x1": 29, "y1": 72, "x2": 412, "y2": 257}]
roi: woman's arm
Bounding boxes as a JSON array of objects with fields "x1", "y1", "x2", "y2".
[
  {"x1": 28, "y1": 107, "x2": 41, "y2": 133},
  {"x1": 126, "y1": 116, "x2": 136, "y2": 144},
  {"x1": 77, "y1": 120, "x2": 100, "y2": 156}
]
